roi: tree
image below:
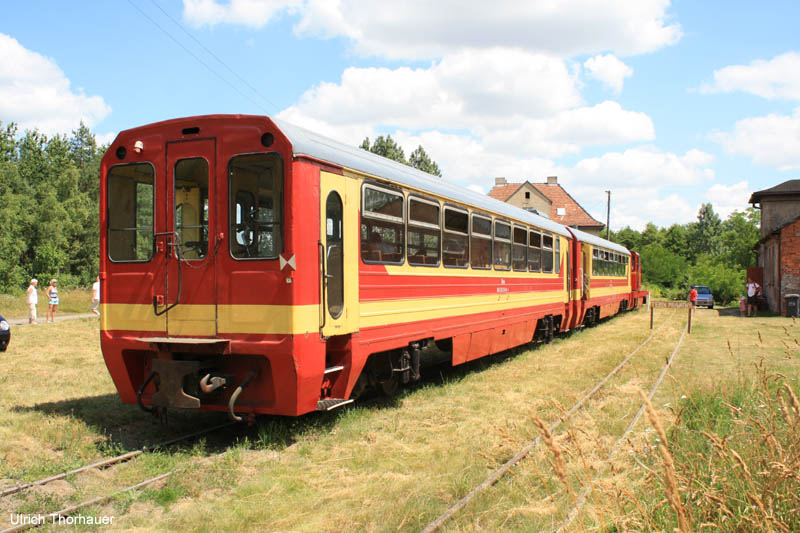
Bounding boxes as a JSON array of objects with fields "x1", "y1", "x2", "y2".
[
  {"x1": 360, "y1": 135, "x2": 407, "y2": 164},
  {"x1": 718, "y1": 208, "x2": 760, "y2": 269},
  {"x1": 688, "y1": 203, "x2": 722, "y2": 258},
  {"x1": 639, "y1": 243, "x2": 687, "y2": 287},
  {"x1": 409, "y1": 145, "x2": 442, "y2": 177},
  {"x1": 611, "y1": 226, "x2": 642, "y2": 251}
]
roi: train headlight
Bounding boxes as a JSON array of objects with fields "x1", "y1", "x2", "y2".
[{"x1": 0, "y1": 321, "x2": 9, "y2": 331}]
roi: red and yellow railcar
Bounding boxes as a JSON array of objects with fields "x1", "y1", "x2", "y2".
[{"x1": 99, "y1": 115, "x2": 647, "y2": 419}]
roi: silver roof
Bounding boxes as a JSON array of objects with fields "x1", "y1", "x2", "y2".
[
  {"x1": 567, "y1": 226, "x2": 630, "y2": 255},
  {"x1": 273, "y1": 118, "x2": 571, "y2": 238}
]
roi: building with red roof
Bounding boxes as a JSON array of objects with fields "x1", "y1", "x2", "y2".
[{"x1": 488, "y1": 176, "x2": 605, "y2": 236}]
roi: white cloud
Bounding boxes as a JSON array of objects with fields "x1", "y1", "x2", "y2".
[
  {"x1": 183, "y1": 0, "x2": 681, "y2": 59},
  {"x1": 182, "y1": 0, "x2": 300, "y2": 28},
  {"x1": 295, "y1": 0, "x2": 681, "y2": 59},
  {"x1": 566, "y1": 146, "x2": 715, "y2": 188},
  {"x1": 278, "y1": 51, "x2": 653, "y2": 160},
  {"x1": 705, "y1": 181, "x2": 751, "y2": 219},
  {"x1": 0, "y1": 33, "x2": 111, "y2": 135},
  {"x1": 583, "y1": 54, "x2": 634, "y2": 93},
  {"x1": 701, "y1": 52, "x2": 800, "y2": 100},
  {"x1": 714, "y1": 107, "x2": 800, "y2": 170}
]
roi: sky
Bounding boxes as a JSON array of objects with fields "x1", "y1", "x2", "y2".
[{"x1": 2, "y1": 0, "x2": 799, "y2": 230}]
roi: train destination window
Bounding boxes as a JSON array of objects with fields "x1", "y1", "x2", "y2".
[
  {"x1": 470, "y1": 214, "x2": 492, "y2": 270},
  {"x1": 361, "y1": 184, "x2": 404, "y2": 264},
  {"x1": 443, "y1": 207, "x2": 468, "y2": 268},
  {"x1": 512, "y1": 226, "x2": 527, "y2": 271},
  {"x1": 108, "y1": 163, "x2": 155, "y2": 262},
  {"x1": 528, "y1": 230, "x2": 541, "y2": 272},
  {"x1": 542, "y1": 232, "x2": 554, "y2": 273},
  {"x1": 174, "y1": 158, "x2": 209, "y2": 260},
  {"x1": 408, "y1": 197, "x2": 441, "y2": 266},
  {"x1": 229, "y1": 153, "x2": 283, "y2": 259},
  {"x1": 493, "y1": 221, "x2": 511, "y2": 270}
]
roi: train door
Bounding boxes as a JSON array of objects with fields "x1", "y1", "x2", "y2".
[
  {"x1": 161, "y1": 139, "x2": 219, "y2": 336},
  {"x1": 320, "y1": 171, "x2": 359, "y2": 336}
]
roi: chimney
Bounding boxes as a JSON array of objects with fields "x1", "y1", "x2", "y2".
[
  {"x1": 546, "y1": 176, "x2": 558, "y2": 185},
  {"x1": 495, "y1": 177, "x2": 507, "y2": 186}
]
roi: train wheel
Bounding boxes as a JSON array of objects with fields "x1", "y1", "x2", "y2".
[{"x1": 379, "y1": 374, "x2": 401, "y2": 396}]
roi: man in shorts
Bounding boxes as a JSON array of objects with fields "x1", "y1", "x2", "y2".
[
  {"x1": 746, "y1": 277, "x2": 761, "y2": 317},
  {"x1": 27, "y1": 278, "x2": 38, "y2": 324}
]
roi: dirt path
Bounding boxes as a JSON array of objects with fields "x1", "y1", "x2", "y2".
[{"x1": 6, "y1": 313, "x2": 97, "y2": 326}]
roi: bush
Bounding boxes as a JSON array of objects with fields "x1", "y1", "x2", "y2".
[{"x1": 688, "y1": 255, "x2": 745, "y2": 305}]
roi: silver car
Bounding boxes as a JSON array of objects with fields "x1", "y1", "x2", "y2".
[{"x1": 694, "y1": 285, "x2": 714, "y2": 308}]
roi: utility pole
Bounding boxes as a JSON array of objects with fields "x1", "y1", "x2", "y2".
[{"x1": 605, "y1": 190, "x2": 611, "y2": 240}]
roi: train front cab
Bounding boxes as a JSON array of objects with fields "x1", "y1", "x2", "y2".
[{"x1": 100, "y1": 116, "x2": 331, "y2": 419}]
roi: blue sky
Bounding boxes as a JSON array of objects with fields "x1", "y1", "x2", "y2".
[{"x1": 2, "y1": 0, "x2": 799, "y2": 230}]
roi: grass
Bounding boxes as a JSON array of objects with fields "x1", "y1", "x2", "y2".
[{"x1": 0, "y1": 305, "x2": 797, "y2": 531}]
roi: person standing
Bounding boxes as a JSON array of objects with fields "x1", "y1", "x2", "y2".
[
  {"x1": 91, "y1": 276, "x2": 100, "y2": 316},
  {"x1": 689, "y1": 285, "x2": 698, "y2": 307},
  {"x1": 745, "y1": 277, "x2": 761, "y2": 317},
  {"x1": 26, "y1": 278, "x2": 38, "y2": 324},
  {"x1": 46, "y1": 279, "x2": 59, "y2": 323}
]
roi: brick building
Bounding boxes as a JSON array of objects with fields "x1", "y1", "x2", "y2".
[
  {"x1": 748, "y1": 179, "x2": 800, "y2": 315},
  {"x1": 488, "y1": 176, "x2": 605, "y2": 235}
]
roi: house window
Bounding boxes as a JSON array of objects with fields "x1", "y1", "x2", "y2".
[
  {"x1": 556, "y1": 207, "x2": 566, "y2": 216},
  {"x1": 525, "y1": 191, "x2": 530, "y2": 199}
]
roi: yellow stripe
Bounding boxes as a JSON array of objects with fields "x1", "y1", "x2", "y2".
[
  {"x1": 359, "y1": 290, "x2": 564, "y2": 328},
  {"x1": 101, "y1": 303, "x2": 319, "y2": 336}
]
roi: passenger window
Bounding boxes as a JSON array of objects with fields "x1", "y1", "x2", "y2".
[
  {"x1": 408, "y1": 197, "x2": 440, "y2": 266},
  {"x1": 542, "y1": 233, "x2": 554, "y2": 273},
  {"x1": 443, "y1": 208, "x2": 469, "y2": 268},
  {"x1": 512, "y1": 227, "x2": 527, "y2": 271},
  {"x1": 108, "y1": 163, "x2": 155, "y2": 262},
  {"x1": 175, "y1": 158, "x2": 209, "y2": 260},
  {"x1": 528, "y1": 230, "x2": 541, "y2": 272},
  {"x1": 494, "y1": 221, "x2": 511, "y2": 270},
  {"x1": 229, "y1": 153, "x2": 283, "y2": 259},
  {"x1": 470, "y1": 214, "x2": 492, "y2": 269},
  {"x1": 361, "y1": 185, "x2": 404, "y2": 264}
]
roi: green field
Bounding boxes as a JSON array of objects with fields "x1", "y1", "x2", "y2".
[{"x1": 0, "y1": 306, "x2": 797, "y2": 531}]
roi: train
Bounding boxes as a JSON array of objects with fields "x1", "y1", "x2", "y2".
[{"x1": 99, "y1": 115, "x2": 648, "y2": 421}]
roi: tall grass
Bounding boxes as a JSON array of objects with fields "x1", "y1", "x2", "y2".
[{"x1": 0, "y1": 288, "x2": 92, "y2": 319}]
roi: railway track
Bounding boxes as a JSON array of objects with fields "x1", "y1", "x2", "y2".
[
  {"x1": 422, "y1": 310, "x2": 687, "y2": 532},
  {"x1": 0, "y1": 420, "x2": 240, "y2": 532}
]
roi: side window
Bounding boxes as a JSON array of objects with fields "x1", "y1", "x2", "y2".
[
  {"x1": 361, "y1": 184, "x2": 404, "y2": 264},
  {"x1": 229, "y1": 152, "x2": 283, "y2": 259},
  {"x1": 470, "y1": 214, "x2": 492, "y2": 270},
  {"x1": 108, "y1": 163, "x2": 155, "y2": 262},
  {"x1": 555, "y1": 237, "x2": 561, "y2": 274},
  {"x1": 408, "y1": 197, "x2": 441, "y2": 267},
  {"x1": 528, "y1": 230, "x2": 541, "y2": 272},
  {"x1": 443, "y1": 207, "x2": 469, "y2": 268},
  {"x1": 494, "y1": 221, "x2": 511, "y2": 270},
  {"x1": 512, "y1": 226, "x2": 527, "y2": 271},
  {"x1": 592, "y1": 248, "x2": 599, "y2": 276},
  {"x1": 542, "y1": 232, "x2": 554, "y2": 273}
]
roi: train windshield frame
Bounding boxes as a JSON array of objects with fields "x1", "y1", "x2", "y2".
[
  {"x1": 106, "y1": 162, "x2": 156, "y2": 263},
  {"x1": 228, "y1": 152, "x2": 284, "y2": 260}
]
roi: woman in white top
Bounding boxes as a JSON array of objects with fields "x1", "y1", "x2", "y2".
[{"x1": 27, "y1": 279, "x2": 38, "y2": 324}]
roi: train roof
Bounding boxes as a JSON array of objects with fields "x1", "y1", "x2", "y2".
[
  {"x1": 567, "y1": 226, "x2": 630, "y2": 255},
  {"x1": 273, "y1": 118, "x2": 572, "y2": 238}
]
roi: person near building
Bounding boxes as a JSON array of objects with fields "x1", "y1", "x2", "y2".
[{"x1": 745, "y1": 277, "x2": 761, "y2": 317}]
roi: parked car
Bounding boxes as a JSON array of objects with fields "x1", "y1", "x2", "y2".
[
  {"x1": 0, "y1": 314, "x2": 9, "y2": 351},
  {"x1": 694, "y1": 285, "x2": 714, "y2": 308}
]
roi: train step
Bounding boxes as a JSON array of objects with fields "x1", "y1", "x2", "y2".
[
  {"x1": 323, "y1": 365, "x2": 345, "y2": 374},
  {"x1": 317, "y1": 398, "x2": 354, "y2": 411}
]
